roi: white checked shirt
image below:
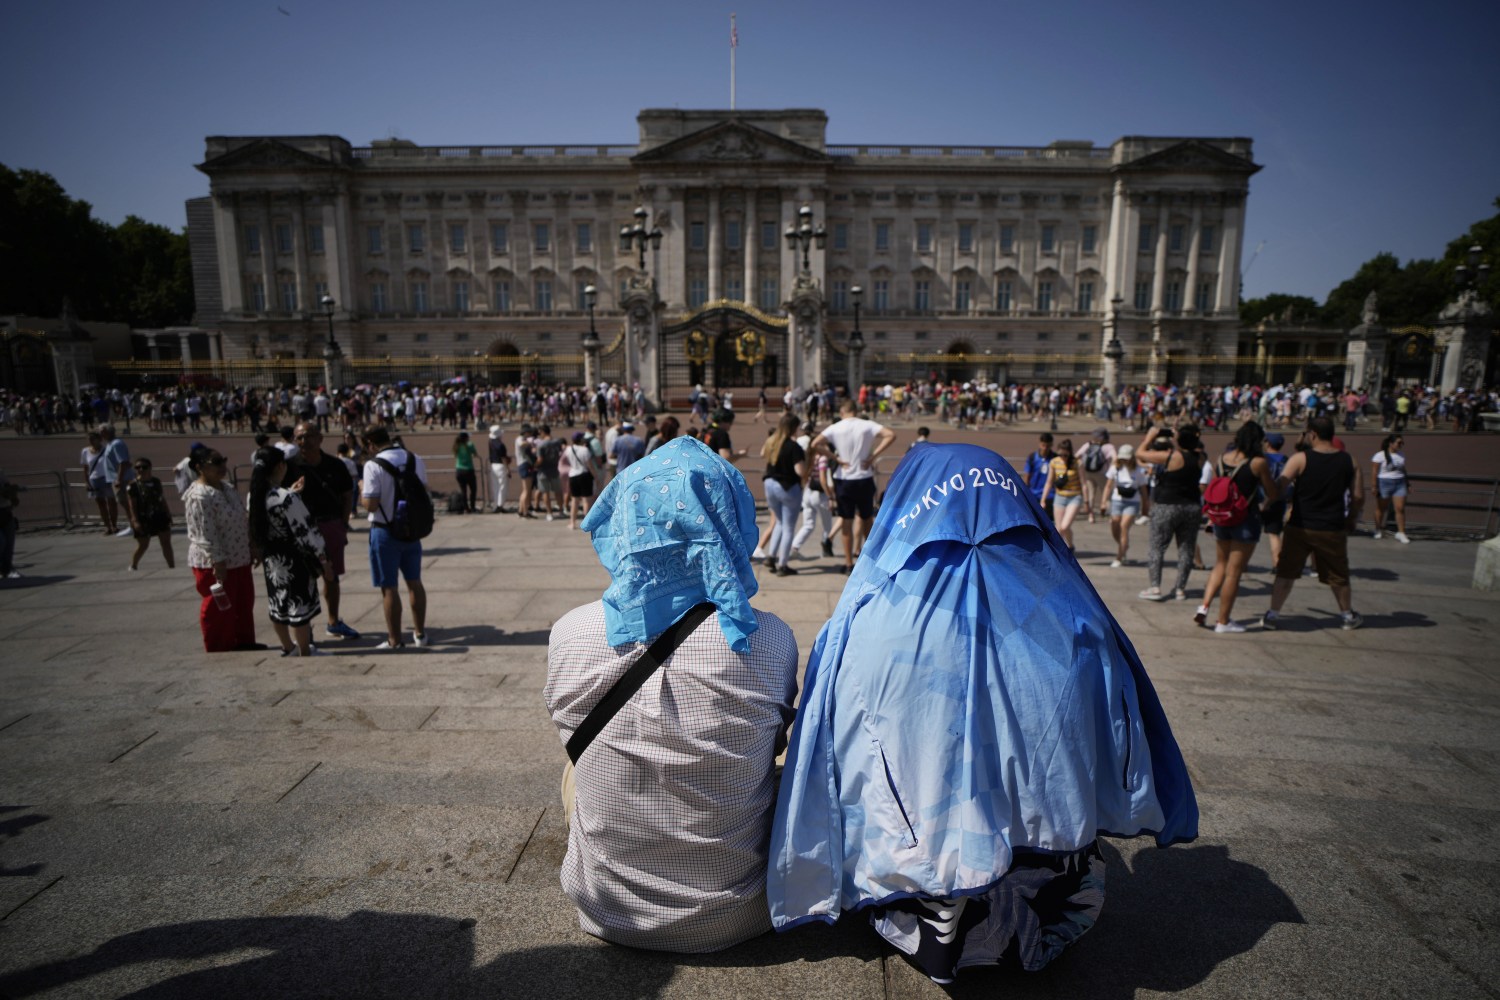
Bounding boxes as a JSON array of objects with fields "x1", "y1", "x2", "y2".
[{"x1": 544, "y1": 601, "x2": 799, "y2": 953}]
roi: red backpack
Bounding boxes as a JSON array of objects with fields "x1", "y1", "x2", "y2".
[{"x1": 1202, "y1": 460, "x2": 1250, "y2": 528}]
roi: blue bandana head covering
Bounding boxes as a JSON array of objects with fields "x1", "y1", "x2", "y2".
[{"x1": 580, "y1": 435, "x2": 760, "y2": 651}]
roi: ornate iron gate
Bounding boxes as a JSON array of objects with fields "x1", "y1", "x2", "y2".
[{"x1": 659, "y1": 301, "x2": 788, "y2": 398}]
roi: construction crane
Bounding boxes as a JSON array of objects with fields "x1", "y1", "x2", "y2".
[{"x1": 1242, "y1": 241, "x2": 1266, "y2": 280}]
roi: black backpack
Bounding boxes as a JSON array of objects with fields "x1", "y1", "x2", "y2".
[
  {"x1": 1083, "y1": 444, "x2": 1107, "y2": 473},
  {"x1": 372, "y1": 452, "x2": 434, "y2": 542}
]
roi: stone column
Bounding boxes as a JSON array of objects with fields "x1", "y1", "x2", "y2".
[
  {"x1": 788, "y1": 275, "x2": 823, "y2": 390},
  {"x1": 291, "y1": 192, "x2": 310, "y2": 312},
  {"x1": 212, "y1": 192, "x2": 244, "y2": 313},
  {"x1": 708, "y1": 186, "x2": 722, "y2": 302},
  {"x1": 1184, "y1": 198, "x2": 1203, "y2": 314},
  {"x1": 743, "y1": 187, "x2": 757, "y2": 304},
  {"x1": 258, "y1": 194, "x2": 275, "y2": 314},
  {"x1": 1103, "y1": 180, "x2": 1127, "y2": 308},
  {"x1": 179, "y1": 332, "x2": 193, "y2": 367},
  {"x1": 1215, "y1": 193, "x2": 1245, "y2": 314},
  {"x1": 1149, "y1": 200, "x2": 1169, "y2": 314},
  {"x1": 667, "y1": 185, "x2": 687, "y2": 308},
  {"x1": 779, "y1": 186, "x2": 798, "y2": 295},
  {"x1": 145, "y1": 333, "x2": 159, "y2": 362},
  {"x1": 1436, "y1": 292, "x2": 1495, "y2": 394}
]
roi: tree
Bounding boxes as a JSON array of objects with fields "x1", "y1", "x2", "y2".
[
  {"x1": 1240, "y1": 293, "x2": 1320, "y2": 325},
  {"x1": 0, "y1": 164, "x2": 194, "y2": 325},
  {"x1": 1320, "y1": 252, "x2": 1449, "y2": 329},
  {"x1": 1440, "y1": 196, "x2": 1500, "y2": 311}
]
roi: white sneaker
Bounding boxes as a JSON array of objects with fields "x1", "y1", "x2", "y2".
[
  {"x1": 545, "y1": 514, "x2": 555, "y2": 522},
  {"x1": 1214, "y1": 621, "x2": 1247, "y2": 634},
  {"x1": 411, "y1": 631, "x2": 429, "y2": 647},
  {"x1": 752, "y1": 547, "x2": 766, "y2": 560},
  {"x1": 374, "y1": 639, "x2": 405, "y2": 650},
  {"x1": 115, "y1": 527, "x2": 134, "y2": 537},
  {"x1": 1395, "y1": 532, "x2": 1410, "y2": 544},
  {"x1": 1373, "y1": 530, "x2": 1383, "y2": 539},
  {"x1": 1109, "y1": 559, "x2": 1122, "y2": 568}
]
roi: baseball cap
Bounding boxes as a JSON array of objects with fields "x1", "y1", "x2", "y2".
[{"x1": 1265, "y1": 432, "x2": 1285, "y2": 448}]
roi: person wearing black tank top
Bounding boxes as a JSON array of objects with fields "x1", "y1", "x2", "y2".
[
  {"x1": 1194, "y1": 422, "x2": 1280, "y2": 633},
  {"x1": 1262, "y1": 417, "x2": 1365, "y2": 631},
  {"x1": 1134, "y1": 424, "x2": 1209, "y2": 601}
]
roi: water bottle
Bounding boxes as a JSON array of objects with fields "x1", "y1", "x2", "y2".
[{"x1": 210, "y1": 582, "x2": 231, "y2": 610}]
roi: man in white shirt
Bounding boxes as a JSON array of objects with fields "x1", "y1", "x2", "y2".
[
  {"x1": 808, "y1": 400, "x2": 896, "y2": 574},
  {"x1": 360, "y1": 425, "x2": 429, "y2": 649}
]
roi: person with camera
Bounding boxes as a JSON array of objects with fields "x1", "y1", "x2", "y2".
[{"x1": 1134, "y1": 425, "x2": 1211, "y2": 602}]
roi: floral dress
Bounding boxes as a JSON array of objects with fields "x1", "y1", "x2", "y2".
[{"x1": 260, "y1": 487, "x2": 326, "y2": 626}]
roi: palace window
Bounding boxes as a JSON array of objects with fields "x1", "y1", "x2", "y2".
[
  {"x1": 366, "y1": 224, "x2": 383, "y2": 254},
  {"x1": 491, "y1": 223, "x2": 508, "y2": 253},
  {"x1": 454, "y1": 281, "x2": 470, "y2": 312},
  {"x1": 244, "y1": 224, "x2": 261, "y2": 256},
  {"x1": 1200, "y1": 225, "x2": 1216, "y2": 253},
  {"x1": 313, "y1": 280, "x2": 328, "y2": 303},
  {"x1": 689, "y1": 278, "x2": 707, "y2": 308},
  {"x1": 494, "y1": 280, "x2": 511, "y2": 311},
  {"x1": 535, "y1": 279, "x2": 552, "y2": 311},
  {"x1": 275, "y1": 224, "x2": 293, "y2": 255},
  {"x1": 690, "y1": 222, "x2": 706, "y2": 250},
  {"x1": 450, "y1": 223, "x2": 467, "y2": 254},
  {"x1": 1134, "y1": 280, "x2": 1151, "y2": 311},
  {"x1": 411, "y1": 281, "x2": 429, "y2": 313},
  {"x1": 250, "y1": 280, "x2": 265, "y2": 311},
  {"x1": 1165, "y1": 280, "x2": 1183, "y2": 312},
  {"x1": 1081, "y1": 225, "x2": 1097, "y2": 254},
  {"x1": 576, "y1": 222, "x2": 592, "y2": 254},
  {"x1": 831, "y1": 280, "x2": 848, "y2": 313},
  {"x1": 914, "y1": 280, "x2": 930, "y2": 312},
  {"x1": 760, "y1": 277, "x2": 778, "y2": 310},
  {"x1": 575, "y1": 279, "x2": 589, "y2": 310},
  {"x1": 371, "y1": 282, "x2": 387, "y2": 313},
  {"x1": 1169, "y1": 224, "x2": 1185, "y2": 253},
  {"x1": 726, "y1": 277, "x2": 743, "y2": 302},
  {"x1": 955, "y1": 280, "x2": 971, "y2": 311},
  {"x1": 761, "y1": 221, "x2": 778, "y2": 251},
  {"x1": 308, "y1": 224, "x2": 325, "y2": 255},
  {"x1": 725, "y1": 219, "x2": 740, "y2": 250},
  {"x1": 407, "y1": 224, "x2": 425, "y2": 254},
  {"x1": 996, "y1": 280, "x2": 1012, "y2": 312},
  {"x1": 874, "y1": 222, "x2": 890, "y2": 252},
  {"x1": 873, "y1": 280, "x2": 890, "y2": 312},
  {"x1": 1078, "y1": 280, "x2": 1095, "y2": 312},
  {"x1": 833, "y1": 222, "x2": 849, "y2": 251},
  {"x1": 1137, "y1": 224, "x2": 1154, "y2": 254},
  {"x1": 1036, "y1": 281, "x2": 1053, "y2": 312},
  {"x1": 916, "y1": 223, "x2": 933, "y2": 253},
  {"x1": 958, "y1": 223, "x2": 974, "y2": 254},
  {"x1": 1196, "y1": 279, "x2": 1215, "y2": 313},
  {"x1": 279, "y1": 281, "x2": 297, "y2": 311},
  {"x1": 1040, "y1": 225, "x2": 1056, "y2": 254},
  {"x1": 999, "y1": 225, "x2": 1015, "y2": 255},
  {"x1": 533, "y1": 223, "x2": 550, "y2": 253}
]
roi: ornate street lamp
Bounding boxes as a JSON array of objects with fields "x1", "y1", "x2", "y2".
[
  {"x1": 1103, "y1": 294, "x2": 1125, "y2": 394},
  {"x1": 784, "y1": 204, "x2": 827, "y2": 273},
  {"x1": 582, "y1": 284, "x2": 600, "y2": 388},
  {"x1": 848, "y1": 284, "x2": 865, "y2": 393},
  {"x1": 1454, "y1": 243, "x2": 1491, "y2": 293},
  {"x1": 620, "y1": 206, "x2": 664, "y2": 271},
  {"x1": 320, "y1": 294, "x2": 341, "y2": 359}
]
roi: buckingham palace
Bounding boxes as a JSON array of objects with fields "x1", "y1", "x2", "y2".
[{"x1": 187, "y1": 108, "x2": 1260, "y2": 401}]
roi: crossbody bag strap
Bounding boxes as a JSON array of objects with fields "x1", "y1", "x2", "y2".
[{"x1": 565, "y1": 602, "x2": 716, "y2": 764}]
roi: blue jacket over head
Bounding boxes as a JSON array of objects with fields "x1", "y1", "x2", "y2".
[{"x1": 767, "y1": 442, "x2": 1197, "y2": 928}]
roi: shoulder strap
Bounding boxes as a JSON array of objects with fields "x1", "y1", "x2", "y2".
[{"x1": 565, "y1": 602, "x2": 716, "y2": 764}]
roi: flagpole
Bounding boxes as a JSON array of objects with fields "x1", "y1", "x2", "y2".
[{"x1": 730, "y1": 13, "x2": 737, "y2": 110}]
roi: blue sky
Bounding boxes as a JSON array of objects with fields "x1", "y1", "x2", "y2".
[{"x1": 2, "y1": 0, "x2": 1496, "y2": 303}]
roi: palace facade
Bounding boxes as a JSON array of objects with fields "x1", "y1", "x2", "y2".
[{"x1": 190, "y1": 109, "x2": 1260, "y2": 399}]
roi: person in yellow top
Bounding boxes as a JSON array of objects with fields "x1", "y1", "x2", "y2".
[{"x1": 1041, "y1": 438, "x2": 1085, "y2": 550}]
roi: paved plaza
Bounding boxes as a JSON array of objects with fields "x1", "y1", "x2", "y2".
[{"x1": 0, "y1": 488, "x2": 1497, "y2": 998}]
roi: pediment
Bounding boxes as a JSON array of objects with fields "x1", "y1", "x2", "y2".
[
  {"x1": 633, "y1": 120, "x2": 830, "y2": 165},
  {"x1": 1115, "y1": 140, "x2": 1260, "y2": 175},
  {"x1": 200, "y1": 138, "x2": 341, "y2": 173}
]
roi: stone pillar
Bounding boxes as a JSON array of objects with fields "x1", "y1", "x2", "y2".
[
  {"x1": 743, "y1": 187, "x2": 757, "y2": 304},
  {"x1": 788, "y1": 273, "x2": 823, "y2": 390},
  {"x1": 1149, "y1": 200, "x2": 1169, "y2": 314},
  {"x1": 179, "y1": 332, "x2": 193, "y2": 366},
  {"x1": 1104, "y1": 179, "x2": 1127, "y2": 308},
  {"x1": 1345, "y1": 320, "x2": 1388, "y2": 397},
  {"x1": 212, "y1": 192, "x2": 244, "y2": 313},
  {"x1": 1436, "y1": 292, "x2": 1495, "y2": 394},
  {"x1": 666, "y1": 185, "x2": 687, "y2": 308},
  {"x1": 145, "y1": 333, "x2": 159, "y2": 362},
  {"x1": 1185, "y1": 198, "x2": 1203, "y2": 314},
  {"x1": 1215, "y1": 193, "x2": 1245, "y2": 314},
  {"x1": 779, "y1": 186, "x2": 798, "y2": 295},
  {"x1": 708, "y1": 186, "x2": 722, "y2": 302},
  {"x1": 291, "y1": 192, "x2": 310, "y2": 312},
  {"x1": 620, "y1": 277, "x2": 661, "y2": 406},
  {"x1": 258, "y1": 194, "x2": 275, "y2": 314}
]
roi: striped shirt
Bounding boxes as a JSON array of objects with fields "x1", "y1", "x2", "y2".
[{"x1": 544, "y1": 601, "x2": 799, "y2": 952}]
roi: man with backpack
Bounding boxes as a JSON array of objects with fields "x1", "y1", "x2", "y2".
[
  {"x1": 1079, "y1": 428, "x2": 1114, "y2": 524},
  {"x1": 361, "y1": 425, "x2": 431, "y2": 649}
]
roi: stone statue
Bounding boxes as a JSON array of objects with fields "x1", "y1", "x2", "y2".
[{"x1": 1361, "y1": 292, "x2": 1379, "y2": 327}]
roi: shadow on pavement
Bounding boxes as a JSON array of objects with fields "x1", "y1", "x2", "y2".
[
  {"x1": 0, "y1": 806, "x2": 49, "y2": 877},
  {"x1": 434, "y1": 625, "x2": 553, "y2": 648},
  {"x1": 1348, "y1": 566, "x2": 1400, "y2": 582},
  {"x1": 0, "y1": 575, "x2": 74, "y2": 590},
  {"x1": 420, "y1": 547, "x2": 488, "y2": 557},
  {"x1": 0, "y1": 844, "x2": 1299, "y2": 1000}
]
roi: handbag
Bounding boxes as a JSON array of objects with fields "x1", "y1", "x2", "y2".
[{"x1": 565, "y1": 602, "x2": 716, "y2": 764}]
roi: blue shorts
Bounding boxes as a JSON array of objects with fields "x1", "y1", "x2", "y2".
[
  {"x1": 1377, "y1": 478, "x2": 1407, "y2": 499},
  {"x1": 369, "y1": 525, "x2": 422, "y2": 588},
  {"x1": 1212, "y1": 514, "x2": 1263, "y2": 544},
  {"x1": 1053, "y1": 494, "x2": 1083, "y2": 509},
  {"x1": 1109, "y1": 498, "x2": 1141, "y2": 518}
]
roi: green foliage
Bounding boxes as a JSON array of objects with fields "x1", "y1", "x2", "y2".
[
  {"x1": 1240, "y1": 293, "x2": 1320, "y2": 325},
  {"x1": 0, "y1": 164, "x2": 193, "y2": 326}
]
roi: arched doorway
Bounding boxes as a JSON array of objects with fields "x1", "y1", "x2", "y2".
[
  {"x1": 482, "y1": 340, "x2": 523, "y2": 386},
  {"x1": 943, "y1": 340, "x2": 976, "y2": 384},
  {"x1": 659, "y1": 303, "x2": 787, "y2": 395}
]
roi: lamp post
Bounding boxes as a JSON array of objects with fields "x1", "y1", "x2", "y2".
[
  {"x1": 848, "y1": 284, "x2": 865, "y2": 397},
  {"x1": 319, "y1": 294, "x2": 343, "y2": 391},
  {"x1": 1102, "y1": 294, "x2": 1125, "y2": 396},
  {"x1": 784, "y1": 204, "x2": 827, "y2": 274},
  {"x1": 582, "y1": 284, "x2": 600, "y2": 389},
  {"x1": 620, "y1": 206, "x2": 663, "y2": 272}
]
